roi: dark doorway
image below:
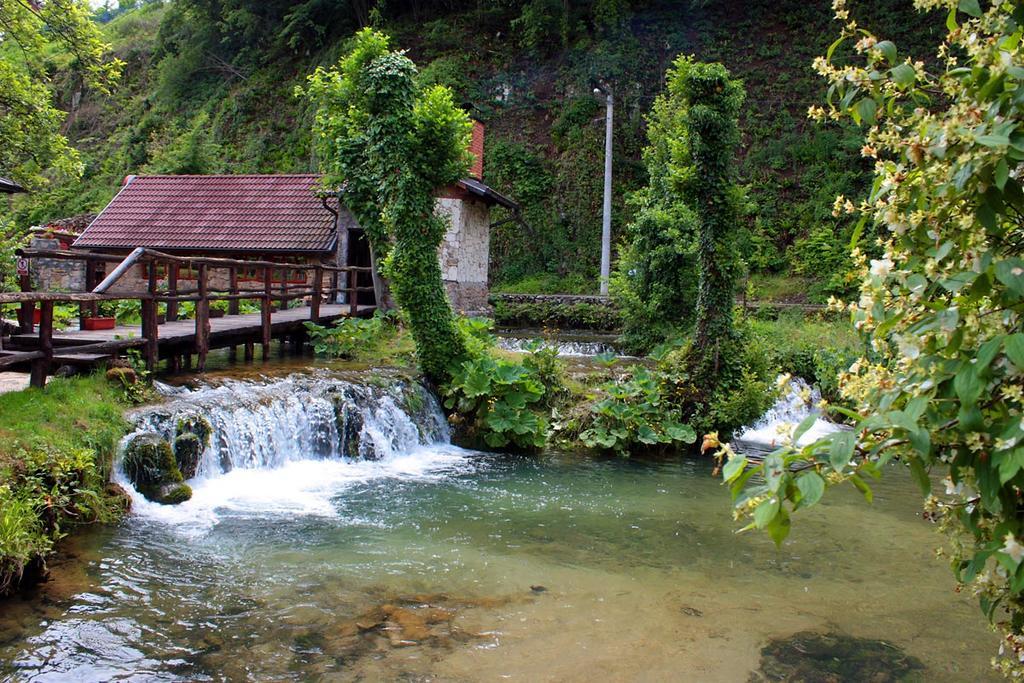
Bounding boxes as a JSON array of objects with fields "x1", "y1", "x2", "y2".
[{"x1": 347, "y1": 228, "x2": 376, "y2": 306}]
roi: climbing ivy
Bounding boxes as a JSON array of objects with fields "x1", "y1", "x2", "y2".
[
  {"x1": 302, "y1": 28, "x2": 470, "y2": 382},
  {"x1": 677, "y1": 58, "x2": 746, "y2": 389}
]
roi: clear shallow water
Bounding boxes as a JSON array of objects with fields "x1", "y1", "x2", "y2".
[{"x1": 0, "y1": 451, "x2": 998, "y2": 681}]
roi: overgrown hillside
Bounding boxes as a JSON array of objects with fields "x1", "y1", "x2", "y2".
[{"x1": 3, "y1": 0, "x2": 942, "y2": 300}]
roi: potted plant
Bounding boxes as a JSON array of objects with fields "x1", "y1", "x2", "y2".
[{"x1": 82, "y1": 301, "x2": 117, "y2": 330}]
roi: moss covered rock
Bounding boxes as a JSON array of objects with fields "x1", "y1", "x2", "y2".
[
  {"x1": 173, "y1": 433, "x2": 203, "y2": 480},
  {"x1": 153, "y1": 482, "x2": 192, "y2": 505},
  {"x1": 176, "y1": 415, "x2": 213, "y2": 448},
  {"x1": 121, "y1": 433, "x2": 189, "y2": 504}
]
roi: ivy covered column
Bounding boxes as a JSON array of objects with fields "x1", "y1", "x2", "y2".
[
  {"x1": 674, "y1": 60, "x2": 745, "y2": 384},
  {"x1": 303, "y1": 29, "x2": 470, "y2": 383}
]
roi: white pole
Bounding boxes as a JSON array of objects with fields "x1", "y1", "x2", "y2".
[{"x1": 600, "y1": 91, "x2": 613, "y2": 296}]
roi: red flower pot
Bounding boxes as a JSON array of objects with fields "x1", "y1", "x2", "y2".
[{"x1": 83, "y1": 317, "x2": 116, "y2": 331}]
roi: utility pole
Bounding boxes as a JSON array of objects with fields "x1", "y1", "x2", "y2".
[{"x1": 594, "y1": 85, "x2": 613, "y2": 296}]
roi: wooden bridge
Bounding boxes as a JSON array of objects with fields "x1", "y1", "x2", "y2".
[{"x1": 0, "y1": 248, "x2": 376, "y2": 388}]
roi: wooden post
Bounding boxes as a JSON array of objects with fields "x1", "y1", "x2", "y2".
[
  {"x1": 279, "y1": 274, "x2": 287, "y2": 311},
  {"x1": 80, "y1": 258, "x2": 95, "y2": 329},
  {"x1": 244, "y1": 341, "x2": 254, "y2": 362},
  {"x1": 195, "y1": 263, "x2": 210, "y2": 371},
  {"x1": 261, "y1": 266, "x2": 272, "y2": 360},
  {"x1": 167, "y1": 263, "x2": 179, "y2": 322},
  {"x1": 228, "y1": 266, "x2": 240, "y2": 315},
  {"x1": 18, "y1": 272, "x2": 33, "y2": 334},
  {"x1": 348, "y1": 269, "x2": 358, "y2": 317},
  {"x1": 311, "y1": 266, "x2": 323, "y2": 322},
  {"x1": 30, "y1": 301, "x2": 53, "y2": 388},
  {"x1": 141, "y1": 263, "x2": 159, "y2": 373},
  {"x1": 329, "y1": 270, "x2": 339, "y2": 305},
  {"x1": 228, "y1": 265, "x2": 239, "y2": 359}
]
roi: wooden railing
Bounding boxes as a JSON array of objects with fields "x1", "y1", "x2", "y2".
[{"x1": 2, "y1": 248, "x2": 376, "y2": 386}]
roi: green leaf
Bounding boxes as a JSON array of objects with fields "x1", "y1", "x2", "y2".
[
  {"x1": 998, "y1": 448, "x2": 1024, "y2": 485},
  {"x1": 875, "y1": 40, "x2": 897, "y2": 64},
  {"x1": 1006, "y1": 334, "x2": 1024, "y2": 369},
  {"x1": 947, "y1": 7, "x2": 960, "y2": 30},
  {"x1": 996, "y1": 158, "x2": 1010, "y2": 189},
  {"x1": 959, "y1": 0, "x2": 982, "y2": 17},
  {"x1": 891, "y1": 63, "x2": 916, "y2": 88},
  {"x1": 829, "y1": 430, "x2": 856, "y2": 471},
  {"x1": 795, "y1": 472, "x2": 825, "y2": 509},
  {"x1": 753, "y1": 496, "x2": 780, "y2": 529},
  {"x1": 664, "y1": 422, "x2": 697, "y2": 444},
  {"x1": 850, "y1": 475, "x2": 874, "y2": 503},
  {"x1": 793, "y1": 413, "x2": 819, "y2": 444},
  {"x1": 976, "y1": 335, "x2": 1004, "y2": 372},
  {"x1": 954, "y1": 363, "x2": 985, "y2": 407},
  {"x1": 855, "y1": 97, "x2": 877, "y2": 125},
  {"x1": 722, "y1": 455, "x2": 747, "y2": 483},
  {"x1": 995, "y1": 259, "x2": 1024, "y2": 296},
  {"x1": 766, "y1": 507, "x2": 791, "y2": 546},
  {"x1": 636, "y1": 425, "x2": 660, "y2": 444},
  {"x1": 978, "y1": 134, "x2": 1011, "y2": 148},
  {"x1": 908, "y1": 457, "x2": 931, "y2": 495}
]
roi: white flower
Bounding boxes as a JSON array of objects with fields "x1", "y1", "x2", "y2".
[
  {"x1": 1004, "y1": 534, "x2": 1024, "y2": 565},
  {"x1": 870, "y1": 258, "x2": 893, "y2": 279}
]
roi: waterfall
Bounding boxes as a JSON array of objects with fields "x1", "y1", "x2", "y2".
[
  {"x1": 119, "y1": 372, "x2": 466, "y2": 529},
  {"x1": 130, "y1": 372, "x2": 449, "y2": 476},
  {"x1": 495, "y1": 336, "x2": 621, "y2": 357},
  {"x1": 733, "y1": 377, "x2": 843, "y2": 457}
]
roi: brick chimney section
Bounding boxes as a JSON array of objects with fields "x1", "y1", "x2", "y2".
[{"x1": 469, "y1": 120, "x2": 484, "y2": 179}]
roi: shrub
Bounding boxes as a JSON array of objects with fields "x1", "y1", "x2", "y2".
[
  {"x1": 304, "y1": 312, "x2": 395, "y2": 360},
  {"x1": 579, "y1": 366, "x2": 696, "y2": 456}
]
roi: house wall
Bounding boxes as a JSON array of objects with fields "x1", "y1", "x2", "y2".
[
  {"x1": 436, "y1": 196, "x2": 490, "y2": 314},
  {"x1": 29, "y1": 238, "x2": 86, "y2": 292}
]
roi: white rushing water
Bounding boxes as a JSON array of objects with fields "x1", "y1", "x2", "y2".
[
  {"x1": 119, "y1": 373, "x2": 474, "y2": 532},
  {"x1": 733, "y1": 377, "x2": 843, "y2": 456},
  {"x1": 495, "y1": 336, "x2": 619, "y2": 357}
]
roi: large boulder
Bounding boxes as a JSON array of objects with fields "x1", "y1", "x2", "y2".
[
  {"x1": 121, "y1": 433, "x2": 191, "y2": 505},
  {"x1": 173, "y1": 433, "x2": 203, "y2": 480}
]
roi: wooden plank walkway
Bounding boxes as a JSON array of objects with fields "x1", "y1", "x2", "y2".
[{"x1": 9, "y1": 304, "x2": 373, "y2": 351}]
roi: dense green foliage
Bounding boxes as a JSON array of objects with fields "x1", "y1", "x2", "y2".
[
  {"x1": 579, "y1": 366, "x2": 696, "y2": 456},
  {"x1": 0, "y1": 0, "x2": 944, "y2": 300},
  {"x1": 716, "y1": 1, "x2": 1024, "y2": 674},
  {"x1": 0, "y1": 0, "x2": 121, "y2": 189},
  {"x1": 0, "y1": 375, "x2": 130, "y2": 596},
  {"x1": 304, "y1": 313, "x2": 398, "y2": 360},
  {"x1": 492, "y1": 298, "x2": 623, "y2": 332},
  {"x1": 443, "y1": 319, "x2": 562, "y2": 449},
  {"x1": 303, "y1": 29, "x2": 469, "y2": 382}
]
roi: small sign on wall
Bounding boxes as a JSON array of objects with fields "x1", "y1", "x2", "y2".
[{"x1": 16, "y1": 257, "x2": 29, "y2": 276}]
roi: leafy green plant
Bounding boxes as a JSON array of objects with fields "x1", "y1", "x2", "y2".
[
  {"x1": 304, "y1": 312, "x2": 393, "y2": 360},
  {"x1": 716, "y1": 2, "x2": 1024, "y2": 675},
  {"x1": 444, "y1": 354, "x2": 550, "y2": 449},
  {"x1": 579, "y1": 366, "x2": 696, "y2": 456}
]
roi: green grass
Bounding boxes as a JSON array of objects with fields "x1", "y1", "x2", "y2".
[{"x1": 0, "y1": 374, "x2": 130, "y2": 596}]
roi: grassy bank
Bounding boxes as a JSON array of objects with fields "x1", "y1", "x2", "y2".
[{"x1": 0, "y1": 374, "x2": 131, "y2": 597}]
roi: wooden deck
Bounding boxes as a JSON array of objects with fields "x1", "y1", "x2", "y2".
[
  {"x1": 1, "y1": 247, "x2": 379, "y2": 386},
  {"x1": 9, "y1": 304, "x2": 374, "y2": 353}
]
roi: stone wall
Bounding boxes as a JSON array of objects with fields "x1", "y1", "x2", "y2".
[
  {"x1": 437, "y1": 196, "x2": 491, "y2": 314},
  {"x1": 29, "y1": 238, "x2": 86, "y2": 292}
]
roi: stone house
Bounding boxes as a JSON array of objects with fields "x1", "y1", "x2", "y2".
[{"x1": 63, "y1": 122, "x2": 514, "y2": 313}]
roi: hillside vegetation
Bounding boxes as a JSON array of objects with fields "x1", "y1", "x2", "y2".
[{"x1": 2, "y1": 0, "x2": 941, "y2": 300}]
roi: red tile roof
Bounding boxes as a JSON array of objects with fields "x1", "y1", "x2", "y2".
[{"x1": 73, "y1": 175, "x2": 339, "y2": 253}]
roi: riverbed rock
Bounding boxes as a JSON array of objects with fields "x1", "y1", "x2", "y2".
[
  {"x1": 176, "y1": 415, "x2": 212, "y2": 448},
  {"x1": 173, "y1": 432, "x2": 203, "y2": 480},
  {"x1": 755, "y1": 631, "x2": 925, "y2": 682},
  {"x1": 121, "y1": 433, "x2": 189, "y2": 504},
  {"x1": 153, "y1": 482, "x2": 192, "y2": 505}
]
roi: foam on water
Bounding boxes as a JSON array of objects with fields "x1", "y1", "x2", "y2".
[{"x1": 119, "y1": 372, "x2": 471, "y2": 532}]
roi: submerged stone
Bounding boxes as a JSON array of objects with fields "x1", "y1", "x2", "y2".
[{"x1": 756, "y1": 631, "x2": 925, "y2": 682}]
